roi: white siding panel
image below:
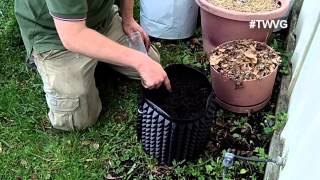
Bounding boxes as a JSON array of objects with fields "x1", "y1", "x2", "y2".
[
  {"x1": 290, "y1": 0, "x2": 320, "y2": 76},
  {"x1": 279, "y1": 19, "x2": 320, "y2": 180}
]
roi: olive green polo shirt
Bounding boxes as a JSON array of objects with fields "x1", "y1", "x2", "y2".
[{"x1": 14, "y1": 0, "x2": 115, "y2": 57}]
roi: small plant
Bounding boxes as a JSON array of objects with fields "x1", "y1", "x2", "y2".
[
  {"x1": 262, "y1": 112, "x2": 288, "y2": 135},
  {"x1": 253, "y1": 147, "x2": 269, "y2": 172},
  {"x1": 254, "y1": 147, "x2": 268, "y2": 159},
  {"x1": 181, "y1": 49, "x2": 207, "y2": 69},
  {"x1": 270, "y1": 38, "x2": 292, "y2": 76},
  {"x1": 279, "y1": 52, "x2": 292, "y2": 75},
  {"x1": 230, "y1": 117, "x2": 253, "y2": 134}
]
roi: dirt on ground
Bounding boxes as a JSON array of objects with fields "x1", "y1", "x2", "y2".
[
  {"x1": 208, "y1": 0, "x2": 280, "y2": 13},
  {"x1": 208, "y1": 109, "x2": 273, "y2": 157},
  {"x1": 209, "y1": 39, "x2": 281, "y2": 82}
]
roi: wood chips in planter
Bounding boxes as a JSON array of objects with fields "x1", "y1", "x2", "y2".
[
  {"x1": 209, "y1": 39, "x2": 281, "y2": 81},
  {"x1": 208, "y1": 0, "x2": 280, "y2": 13}
]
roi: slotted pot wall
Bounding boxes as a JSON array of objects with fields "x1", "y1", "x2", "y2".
[{"x1": 137, "y1": 64, "x2": 215, "y2": 165}]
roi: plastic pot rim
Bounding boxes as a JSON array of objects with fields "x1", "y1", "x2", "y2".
[
  {"x1": 195, "y1": 0, "x2": 290, "y2": 21},
  {"x1": 143, "y1": 93, "x2": 214, "y2": 123},
  {"x1": 165, "y1": 64, "x2": 204, "y2": 75},
  {"x1": 141, "y1": 64, "x2": 214, "y2": 122}
]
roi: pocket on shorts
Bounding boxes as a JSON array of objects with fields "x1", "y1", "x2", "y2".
[{"x1": 46, "y1": 95, "x2": 80, "y2": 131}]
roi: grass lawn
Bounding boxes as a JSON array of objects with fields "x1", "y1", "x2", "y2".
[{"x1": 0, "y1": 1, "x2": 289, "y2": 179}]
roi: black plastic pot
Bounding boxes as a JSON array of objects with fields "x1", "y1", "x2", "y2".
[{"x1": 137, "y1": 64, "x2": 215, "y2": 165}]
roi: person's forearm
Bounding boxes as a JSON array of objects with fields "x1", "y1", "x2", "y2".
[
  {"x1": 120, "y1": 0, "x2": 134, "y2": 21},
  {"x1": 65, "y1": 27, "x2": 143, "y2": 69},
  {"x1": 53, "y1": 15, "x2": 171, "y2": 91}
]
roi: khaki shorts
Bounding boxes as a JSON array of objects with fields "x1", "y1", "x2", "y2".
[{"x1": 33, "y1": 6, "x2": 160, "y2": 131}]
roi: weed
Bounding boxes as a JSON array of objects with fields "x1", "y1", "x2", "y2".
[
  {"x1": 270, "y1": 37, "x2": 292, "y2": 76},
  {"x1": 262, "y1": 112, "x2": 288, "y2": 135}
]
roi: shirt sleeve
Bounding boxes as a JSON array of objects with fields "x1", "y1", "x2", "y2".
[{"x1": 45, "y1": 0, "x2": 88, "y2": 21}]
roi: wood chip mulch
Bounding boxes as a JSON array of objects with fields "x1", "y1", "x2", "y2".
[{"x1": 208, "y1": 0, "x2": 280, "y2": 13}]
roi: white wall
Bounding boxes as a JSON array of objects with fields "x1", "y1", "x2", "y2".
[{"x1": 279, "y1": 0, "x2": 320, "y2": 179}]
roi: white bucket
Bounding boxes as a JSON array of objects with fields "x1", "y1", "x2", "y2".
[{"x1": 140, "y1": 0, "x2": 199, "y2": 39}]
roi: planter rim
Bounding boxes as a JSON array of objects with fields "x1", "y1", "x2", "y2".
[
  {"x1": 144, "y1": 93, "x2": 214, "y2": 123},
  {"x1": 142, "y1": 64, "x2": 213, "y2": 122},
  {"x1": 210, "y1": 65, "x2": 279, "y2": 82},
  {"x1": 209, "y1": 40, "x2": 280, "y2": 82},
  {"x1": 196, "y1": 0, "x2": 289, "y2": 21}
]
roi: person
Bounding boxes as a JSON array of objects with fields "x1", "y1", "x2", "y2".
[{"x1": 14, "y1": 0, "x2": 171, "y2": 131}]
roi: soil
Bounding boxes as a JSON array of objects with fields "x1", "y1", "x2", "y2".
[
  {"x1": 209, "y1": 39, "x2": 281, "y2": 82},
  {"x1": 208, "y1": 0, "x2": 281, "y2": 13},
  {"x1": 143, "y1": 65, "x2": 211, "y2": 120},
  {"x1": 208, "y1": 109, "x2": 274, "y2": 157}
]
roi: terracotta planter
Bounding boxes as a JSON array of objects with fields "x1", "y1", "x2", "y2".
[
  {"x1": 195, "y1": 0, "x2": 289, "y2": 53},
  {"x1": 209, "y1": 41, "x2": 280, "y2": 113},
  {"x1": 211, "y1": 66, "x2": 278, "y2": 113}
]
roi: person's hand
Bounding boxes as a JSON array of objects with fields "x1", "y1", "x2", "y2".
[
  {"x1": 135, "y1": 53, "x2": 171, "y2": 92},
  {"x1": 122, "y1": 18, "x2": 150, "y2": 50}
]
